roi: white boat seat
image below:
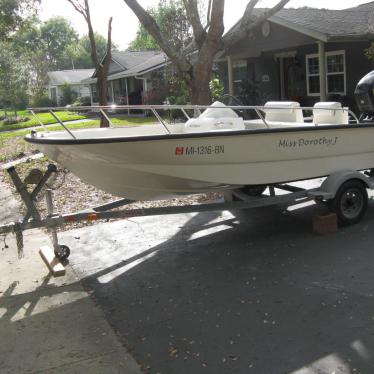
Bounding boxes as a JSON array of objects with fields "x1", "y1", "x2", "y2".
[
  {"x1": 200, "y1": 101, "x2": 239, "y2": 119},
  {"x1": 264, "y1": 101, "x2": 304, "y2": 123},
  {"x1": 313, "y1": 102, "x2": 349, "y2": 125},
  {"x1": 184, "y1": 117, "x2": 245, "y2": 133},
  {"x1": 183, "y1": 101, "x2": 244, "y2": 133}
]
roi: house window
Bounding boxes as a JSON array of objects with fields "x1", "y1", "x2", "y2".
[
  {"x1": 326, "y1": 52, "x2": 345, "y2": 94},
  {"x1": 306, "y1": 55, "x2": 320, "y2": 96},
  {"x1": 91, "y1": 84, "x2": 98, "y2": 102},
  {"x1": 233, "y1": 60, "x2": 247, "y2": 83},
  {"x1": 50, "y1": 87, "x2": 57, "y2": 101},
  {"x1": 306, "y1": 51, "x2": 346, "y2": 96}
]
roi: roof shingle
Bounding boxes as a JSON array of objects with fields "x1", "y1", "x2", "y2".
[
  {"x1": 226, "y1": 2, "x2": 374, "y2": 41},
  {"x1": 47, "y1": 69, "x2": 94, "y2": 86}
]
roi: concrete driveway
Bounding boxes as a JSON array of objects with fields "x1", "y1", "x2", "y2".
[{"x1": 58, "y1": 197, "x2": 374, "y2": 374}]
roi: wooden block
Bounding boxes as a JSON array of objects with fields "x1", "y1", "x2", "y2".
[
  {"x1": 39, "y1": 246, "x2": 66, "y2": 277},
  {"x1": 312, "y1": 213, "x2": 338, "y2": 235}
]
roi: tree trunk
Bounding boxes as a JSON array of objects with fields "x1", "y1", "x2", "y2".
[
  {"x1": 188, "y1": 45, "x2": 219, "y2": 105},
  {"x1": 189, "y1": 75, "x2": 212, "y2": 105},
  {"x1": 97, "y1": 68, "x2": 109, "y2": 127},
  {"x1": 67, "y1": 1, "x2": 112, "y2": 128},
  {"x1": 97, "y1": 17, "x2": 113, "y2": 128}
]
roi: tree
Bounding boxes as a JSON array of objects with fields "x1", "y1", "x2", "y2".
[
  {"x1": 13, "y1": 17, "x2": 79, "y2": 101},
  {"x1": 67, "y1": 0, "x2": 113, "y2": 127},
  {"x1": 65, "y1": 33, "x2": 115, "y2": 69},
  {"x1": 0, "y1": 41, "x2": 29, "y2": 114},
  {"x1": 129, "y1": 0, "x2": 192, "y2": 51},
  {"x1": 15, "y1": 17, "x2": 78, "y2": 70},
  {"x1": 0, "y1": 0, "x2": 39, "y2": 40},
  {"x1": 39, "y1": 17, "x2": 79, "y2": 69},
  {"x1": 123, "y1": 0, "x2": 289, "y2": 104}
]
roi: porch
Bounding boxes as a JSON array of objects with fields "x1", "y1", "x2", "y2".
[{"x1": 222, "y1": 18, "x2": 372, "y2": 110}]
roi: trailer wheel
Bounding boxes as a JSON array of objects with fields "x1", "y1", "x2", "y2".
[
  {"x1": 231, "y1": 185, "x2": 267, "y2": 201},
  {"x1": 241, "y1": 185, "x2": 267, "y2": 196},
  {"x1": 55, "y1": 245, "x2": 70, "y2": 261},
  {"x1": 329, "y1": 180, "x2": 368, "y2": 225}
]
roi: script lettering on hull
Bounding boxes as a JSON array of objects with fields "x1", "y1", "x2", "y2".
[{"x1": 279, "y1": 136, "x2": 338, "y2": 148}]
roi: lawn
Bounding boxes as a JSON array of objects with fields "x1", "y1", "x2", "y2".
[
  {"x1": 0, "y1": 112, "x2": 157, "y2": 139},
  {"x1": 0, "y1": 111, "x2": 87, "y2": 132},
  {"x1": 0, "y1": 115, "x2": 157, "y2": 140}
]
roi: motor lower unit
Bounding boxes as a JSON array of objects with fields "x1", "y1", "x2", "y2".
[{"x1": 355, "y1": 71, "x2": 374, "y2": 122}]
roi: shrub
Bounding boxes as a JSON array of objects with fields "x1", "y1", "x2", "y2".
[
  {"x1": 60, "y1": 83, "x2": 78, "y2": 106},
  {"x1": 2, "y1": 117, "x2": 17, "y2": 125},
  {"x1": 73, "y1": 96, "x2": 91, "y2": 106},
  {"x1": 209, "y1": 78, "x2": 224, "y2": 102},
  {"x1": 30, "y1": 94, "x2": 56, "y2": 108}
]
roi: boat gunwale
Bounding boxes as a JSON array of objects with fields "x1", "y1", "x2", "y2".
[{"x1": 24, "y1": 123, "x2": 374, "y2": 145}]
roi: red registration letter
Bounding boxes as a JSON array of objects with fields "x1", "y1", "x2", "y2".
[{"x1": 175, "y1": 147, "x2": 184, "y2": 155}]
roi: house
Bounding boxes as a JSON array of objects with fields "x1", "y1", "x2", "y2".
[
  {"x1": 84, "y1": 50, "x2": 168, "y2": 106},
  {"x1": 46, "y1": 69, "x2": 94, "y2": 106},
  {"x1": 220, "y1": 2, "x2": 374, "y2": 110}
]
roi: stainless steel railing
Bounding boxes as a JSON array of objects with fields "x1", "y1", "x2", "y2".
[{"x1": 27, "y1": 104, "x2": 360, "y2": 140}]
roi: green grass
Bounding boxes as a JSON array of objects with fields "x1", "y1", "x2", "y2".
[
  {"x1": 0, "y1": 116, "x2": 157, "y2": 139},
  {"x1": 0, "y1": 109, "x2": 28, "y2": 117},
  {"x1": 0, "y1": 111, "x2": 86, "y2": 132}
]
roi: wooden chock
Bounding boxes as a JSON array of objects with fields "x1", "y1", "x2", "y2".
[
  {"x1": 39, "y1": 246, "x2": 66, "y2": 277},
  {"x1": 312, "y1": 213, "x2": 338, "y2": 235}
]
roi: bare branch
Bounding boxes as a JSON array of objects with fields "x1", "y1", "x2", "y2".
[
  {"x1": 102, "y1": 17, "x2": 113, "y2": 73},
  {"x1": 206, "y1": 0, "x2": 212, "y2": 27},
  {"x1": 207, "y1": 0, "x2": 224, "y2": 40},
  {"x1": 123, "y1": 0, "x2": 192, "y2": 73},
  {"x1": 223, "y1": 0, "x2": 289, "y2": 51},
  {"x1": 182, "y1": 0, "x2": 206, "y2": 47},
  {"x1": 66, "y1": 0, "x2": 87, "y2": 19},
  {"x1": 240, "y1": 0, "x2": 259, "y2": 28}
]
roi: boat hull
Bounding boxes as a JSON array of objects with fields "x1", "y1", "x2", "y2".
[{"x1": 26, "y1": 125, "x2": 374, "y2": 200}]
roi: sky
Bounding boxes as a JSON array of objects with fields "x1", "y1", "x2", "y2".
[{"x1": 39, "y1": 0, "x2": 371, "y2": 50}]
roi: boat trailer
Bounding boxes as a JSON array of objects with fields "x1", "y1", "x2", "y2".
[{"x1": 1, "y1": 161, "x2": 373, "y2": 269}]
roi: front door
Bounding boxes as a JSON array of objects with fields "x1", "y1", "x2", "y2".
[{"x1": 279, "y1": 56, "x2": 303, "y2": 101}]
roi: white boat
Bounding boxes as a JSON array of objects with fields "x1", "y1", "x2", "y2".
[{"x1": 25, "y1": 101, "x2": 374, "y2": 201}]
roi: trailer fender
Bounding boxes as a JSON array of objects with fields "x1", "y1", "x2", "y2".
[{"x1": 315, "y1": 170, "x2": 372, "y2": 200}]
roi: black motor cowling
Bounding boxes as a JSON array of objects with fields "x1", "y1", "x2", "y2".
[{"x1": 355, "y1": 71, "x2": 374, "y2": 120}]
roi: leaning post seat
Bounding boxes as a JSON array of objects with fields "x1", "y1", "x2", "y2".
[
  {"x1": 263, "y1": 101, "x2": 304, "y2": 123},
  {"x1": 313, "y1": 102, "x2": 349, "y2": 125},
  {"x1": 183, "y1": 101, "x2": 245, "y2": 133}
]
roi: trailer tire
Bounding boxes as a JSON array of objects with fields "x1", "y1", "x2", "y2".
[
  {"x1": 241, "y1": 185, "x2": 267, "y2": 196},
  {"x1": 231, "y1": 185, "x2": 267, "y2": 201},
  {"x1": 55, "y1": 245, "x2": 70, "y2": 261},
  {"x1": 329, "y1": 180, "x2": 368, "y2": 226}
]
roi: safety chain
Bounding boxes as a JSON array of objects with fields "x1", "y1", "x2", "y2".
[
  {"x1": 13, "y1": 223, "x2": 24, "y2": 259},
  {"x1": 0, "y1": 234, "x2": 8, "y2": 251},
  {"x1": 45, "y1": 168, "x2": 69, "y2": 190}
]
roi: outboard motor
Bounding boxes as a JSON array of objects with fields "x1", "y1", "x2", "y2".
[{"x1": 355, "y1": 71, "x2": 374, "y2": 122}]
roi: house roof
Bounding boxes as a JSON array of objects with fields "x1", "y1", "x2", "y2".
[
  {"x1": 111, "y1": 50, "x2": 161, "y2": 70},
  {"x1": 47, "y1": 69, "x2": 94, "y2": 86},
  {"x1": 346, "y1": 1, "x2": 374, "y2": 10},
  {"x1": 109, "y1": 51, "x2": 168, "y2": 80},
  {"x1": 84, "y1": 50, "x2": 168, "y2": 83},
  {"x1": 225, "y1": 2, "x2": 374, "y2": 43},
  {"x1": 271, "y1": 7, "x2": 374, "y2": 40}
]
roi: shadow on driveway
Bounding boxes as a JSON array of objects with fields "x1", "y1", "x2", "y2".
[{"x1": 61, "y1": 200, "x2": 374, "y2": 374}]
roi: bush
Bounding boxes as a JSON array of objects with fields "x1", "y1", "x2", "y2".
[
  {"x1": 73, "y1": 96, "x2": 91, "y2": 106},
  {"x1": 30, "y1": 94, "x2": 56, "y2": 108},
  {"x1": 60, "y1": 83, "x2": 78, "y2": 106},
  {"x1": 209, "y1": 78, "x2": 224, "y2": 102}
]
